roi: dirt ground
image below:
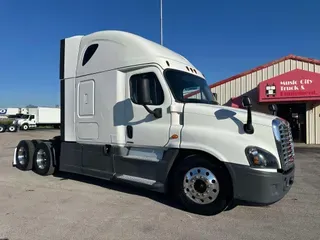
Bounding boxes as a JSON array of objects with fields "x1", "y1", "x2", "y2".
[{"x1": 0, "y1": 130, "x2": 319, "y2": 240}]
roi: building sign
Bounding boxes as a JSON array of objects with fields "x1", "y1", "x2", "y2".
[
  {"x1": 258, "y1": 69, "x2": 320, "y2": 102},
  {"x1": 0, "y1": 109, "x2": 7, "y2": 115}
]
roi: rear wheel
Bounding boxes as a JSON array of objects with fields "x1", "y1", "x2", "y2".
[
  {"x1": 31, "y1": 139, "x2": 45, "y2": 147},
  {"x1": 15, "y1": 140, "x2": 35, "y2": 171},
  {"x1": 0, "y1": 124, "x2": 6, "y2": 133},
  {"x1": 8, "y1": 125, "x2": 17, "y2": 132},
  {"x1": 33, "y1": 142, "x2": 55, "y2": 176},
  {"x1": 171, "y1": 154, "x2": 232, "y2": 215}
]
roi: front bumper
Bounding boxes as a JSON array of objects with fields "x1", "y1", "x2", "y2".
[{"x1": 226, "y1": 163, "x2": 295, "y2": 204}]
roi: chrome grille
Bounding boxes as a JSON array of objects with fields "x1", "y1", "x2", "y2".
[{"x1": 279, "y1": 121, "x2": 295, "y2": 165}]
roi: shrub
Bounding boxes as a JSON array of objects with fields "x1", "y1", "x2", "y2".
[{"x1": 0, "y1": 119, "x2": 13, "y2": 125}]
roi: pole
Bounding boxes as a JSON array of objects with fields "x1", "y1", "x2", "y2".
[{"x1": 160, "y1": 0, "x2": 163, "y2": 45}]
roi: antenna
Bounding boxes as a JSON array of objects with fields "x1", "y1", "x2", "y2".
[{"x1": 160, "y1": 0, "x2": 163, "y2": 45}]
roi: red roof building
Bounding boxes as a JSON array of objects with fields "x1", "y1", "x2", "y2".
[{"x1": 210, "y1": 54, "x2": 320, "y2": 144}]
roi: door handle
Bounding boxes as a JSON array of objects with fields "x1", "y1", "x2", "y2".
[{"x1": 127, "y1": 126, "x2": 133, "y2": 139}]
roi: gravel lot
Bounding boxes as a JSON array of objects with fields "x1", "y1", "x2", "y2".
[{"x1": 0, "y1": 130, "x2": 319, "y2": 240}]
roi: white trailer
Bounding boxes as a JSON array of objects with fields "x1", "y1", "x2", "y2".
[
  {"x1": 12, "y1": 30, "x2": 295, "y2": 215},
  {"x1": 28, "y1": 107, "x2": 60, "y2": 127},
  {"x1": 12, "y1": 107, "x2": 60, "y2": 130}
]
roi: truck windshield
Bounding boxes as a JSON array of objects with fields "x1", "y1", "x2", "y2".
[
  {"x1": 21, "y1": 115, "x2": 29, "y2": 119},
  {"x1": 164, "y1": 69, "x2": 218, "y2": 104}
]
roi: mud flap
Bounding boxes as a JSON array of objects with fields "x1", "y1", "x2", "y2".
[{"x1": 12, "y1": 147, "x2": 17, "y2": 166}]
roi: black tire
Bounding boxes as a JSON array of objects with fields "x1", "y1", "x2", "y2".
[
  {"x1": 0, "y1": 124, "x2": 6, "y2": 133},
  {"x1": 171, "y1": 154, "x2": 233, "y2": 216},
  {"x1": 33, "y1": 141, "x2": 55, "y2": 176},
  {"x1": 31, "y1": 139, "x2": 45, "y2": 147},
  {"x1": 15, "y1": 140, "x2": 35, "y2": 171},
  {"x1": 52, "y1": 135, "x2": 61, "y2": 142},
  {"x1": 7, "y1": 125, "x2": 17, "y2": 132},
  {"x1": 21, "y1": 124, "x2": 29, "y2": 131}
]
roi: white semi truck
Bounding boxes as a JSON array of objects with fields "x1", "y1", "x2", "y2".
[
  {"x1": 12, "y1": 107, "x2": 60, "y2": 130},
  {"x1": 12, "y1": 30, "x2": 295, "y2": 215}
]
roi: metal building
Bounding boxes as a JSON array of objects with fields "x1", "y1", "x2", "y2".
[{"x1": 210, "y1": 55, "x2": 320, "y2": 144}]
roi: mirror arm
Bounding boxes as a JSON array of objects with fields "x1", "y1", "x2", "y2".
[
  {"x1": 143, "y1": 105, "x2": 154, "y2": 114},
  {"x1": 142, "y1": 105, "x2": 162, "y2": 118},
  {"x1": 247, "y1": 107, "x2": 253, "y2": 128},
  {"x1": 244, "y1": 106, "x2": 254, "y2": 134}
]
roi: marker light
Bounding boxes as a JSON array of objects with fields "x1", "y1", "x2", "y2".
[{"x1": 170, "y1": 134, "x2": 179, "y2": 139}]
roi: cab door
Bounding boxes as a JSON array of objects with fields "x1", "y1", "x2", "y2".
[
  {"x1": 29, "y1": 115, "x2": 37, "y2": 126},
  {"x1": 125, "y1": 66, "x2": 172, "y2": 148}
]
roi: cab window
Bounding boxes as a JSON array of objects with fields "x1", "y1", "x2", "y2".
[{"x1": 130, "y1": 72, "x2": 164, "y2": 105}]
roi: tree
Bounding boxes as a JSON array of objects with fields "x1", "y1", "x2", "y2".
[{"x1": 26, "y1": 104, "x2": 37, "y2": 108}]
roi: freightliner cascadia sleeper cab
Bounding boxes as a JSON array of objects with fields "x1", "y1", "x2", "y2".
[{"x1": 12, "y1": 30, "x2": 295, "y2": 215}]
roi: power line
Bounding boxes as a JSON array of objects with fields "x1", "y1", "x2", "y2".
[{"x1": 160, "y1": 0, "x2": 163, "y2": 45}]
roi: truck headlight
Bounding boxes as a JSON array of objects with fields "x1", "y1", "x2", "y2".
[
  {"x1": 245, "y1": 146, "x2": 279, "y2": 169},
  {"x1": 272, "y1": 118, "x2": 282, "y2": 142}
]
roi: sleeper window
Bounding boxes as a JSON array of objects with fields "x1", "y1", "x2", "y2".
[
  {"x1": 130, "y1": 72, "x2": 164, "y2": 105},
  {"x1": 82, "y1": 44, "x2": 99, "y2": 66}
]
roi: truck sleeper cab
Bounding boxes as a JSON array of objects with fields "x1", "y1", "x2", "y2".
[{"x1": 13, "y1": 30, "x2": 295, "y2": 216}]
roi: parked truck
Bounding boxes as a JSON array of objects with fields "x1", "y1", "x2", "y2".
[
  {"x1": 0, "y1": 108, "x2": 28, "y2": 133},
  {"x1": 0, "y1": 121, "x2": 18, "y2": 133},
  {"x1": 12, "y1": 107, "x2": 60, "y2": 130},
  {"x1": 12, "y1": 30, "x2": 295, "y2": 215}
]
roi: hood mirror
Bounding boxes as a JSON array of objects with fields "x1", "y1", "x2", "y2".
[
  {"x1": 242, "y1": 96, "x2": 252, "y2": 108},
  {"x1": 212, "y1": 93, "x2": 217, "y2": 99},
  {"x1": 241, "y1": 96, "x2": 254, "y2": 134},
  {"x1": 268, "y1": 104, "x2": 278, "y2": 116}
]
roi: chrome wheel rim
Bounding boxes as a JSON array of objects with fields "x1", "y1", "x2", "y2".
[
  {"x1": 183, "y1": 167, "x2": 220, "y2": 205},
  {"x1": 0, "y1": 126, "x2": 3, "y2": 132},
  {"x1": 9, "y1": 126, "x2": 15, "y2": 131},
  {"x1": 23, "y1": 125, "x2": 28, "y2": 130},
  {"x1": 36, "y1": 149, "x2": 47, "y2": 170},
  {"x1": 17, "y1": 147, "x2": 27, "y2": 165}
]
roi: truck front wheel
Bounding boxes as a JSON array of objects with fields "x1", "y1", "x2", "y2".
[
  {"x1": 171, "y1": 155, "x2": 232, "y2": 215},
  {"x1": 21, "y1": 124, "x2": 29, "y2": 131}
]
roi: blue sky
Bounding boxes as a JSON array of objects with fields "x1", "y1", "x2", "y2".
[{"x1": 0, "y1": 0, "x2": 319, "y2": 107}]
